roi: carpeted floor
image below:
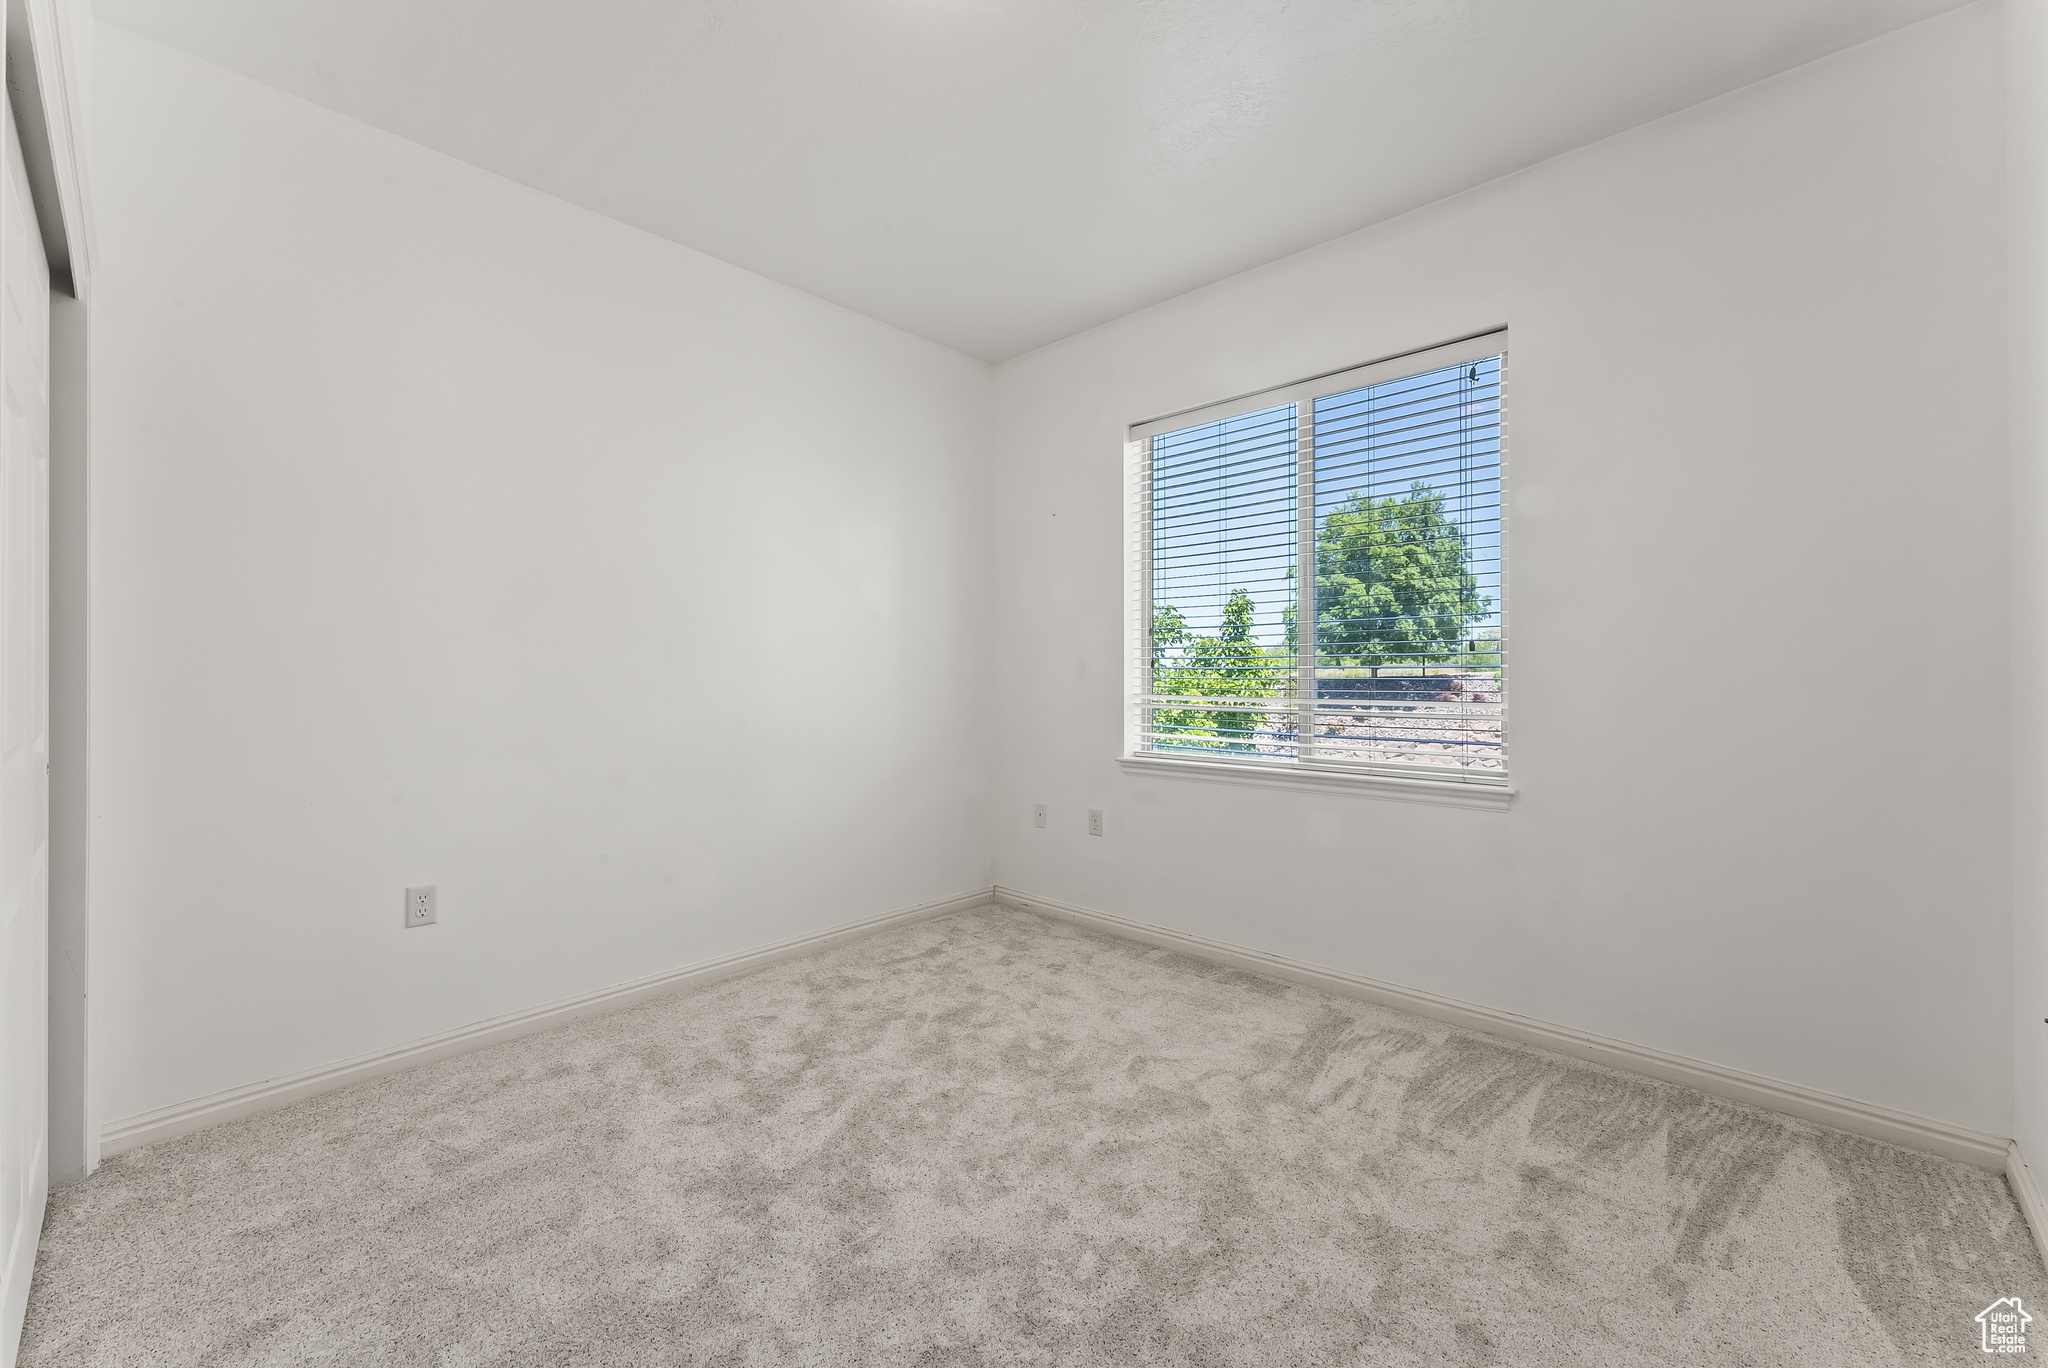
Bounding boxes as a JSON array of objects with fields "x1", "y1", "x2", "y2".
[{"x1": 20, "y1": 906, "x2": 2045, "y2": 1365}]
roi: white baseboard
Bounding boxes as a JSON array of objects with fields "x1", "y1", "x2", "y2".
[
  {"x1": 994, "y1": 885, "x2": 2010, "y2": 1172},
  {"x1": 99, "y1": 879, "x2": 2016, "y2": 1184},
  {"x1": 100, "y1": 886, "x2": 996, "y2": 1160},
  {"x1": 2008, "y1": 1143, "x2": 2048, "y2": 1273}
]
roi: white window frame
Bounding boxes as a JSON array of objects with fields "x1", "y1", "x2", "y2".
[{"x1": 1118, "y1": 331, "x2": 1513, "y2": 810}]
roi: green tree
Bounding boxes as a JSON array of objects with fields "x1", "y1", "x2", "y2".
[
  {"x1": 1151, "y1": 588, "x2": 1280, "y2": 750},
  {"x1": 1149, "y1": 603, "x2": 1200, "y2": 747},
  {"x1": 1152, "y1": 604, "x2": 1190, "y2": 670},
  {"x1": 1314, "y1": 482, "x2": 1490, "y2": 669}
]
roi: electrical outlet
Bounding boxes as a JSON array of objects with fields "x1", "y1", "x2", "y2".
[
  {"x1": 1033, "y1": 803, "x2": 1047, "y2": 829},
  {"x1": 405, "y1": 885, "x2": 437, "y2": 928},
  {"x1": 1087, "y1": 808, "x2": 1104, "y2": 837}
]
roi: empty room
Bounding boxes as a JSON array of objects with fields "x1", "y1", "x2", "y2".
[{"x1": 4, "y1": 0, "x2": 2048, "y2": 1362}]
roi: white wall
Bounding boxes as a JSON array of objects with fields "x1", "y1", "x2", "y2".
[
  {"x1": 90, "y1": 26, "x2": 993, "y2": 1126},
  {"x1": 993, "y1": 5, "x2": 2009, "y2": 1133},
  {"x1": 2012, "y1": 0, "x2": 2048, "y2": 1166}
]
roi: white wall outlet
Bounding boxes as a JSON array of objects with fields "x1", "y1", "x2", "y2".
[
  {"x1": 1087, "y1": 808, "x2": 1104, "y2": 837},
  {"x1": 1034, "y1": 803, "x2": 1047, "y2": 829},
  {"x1": 405, "y1": 885, "x2": 437, "y2": 928}
]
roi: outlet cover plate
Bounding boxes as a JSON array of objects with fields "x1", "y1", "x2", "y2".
[{"x1": 405, "y1": 885, "x2": 437, "y2": 928}]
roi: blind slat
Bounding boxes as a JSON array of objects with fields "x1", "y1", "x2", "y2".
[{"x1": 1141, "y1": 348, "x2": 1507, "y2": 777}]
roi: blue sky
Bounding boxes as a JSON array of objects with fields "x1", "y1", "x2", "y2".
[{"x1": 1150, "y1": 355, "x2": 1503, "y2": 656}]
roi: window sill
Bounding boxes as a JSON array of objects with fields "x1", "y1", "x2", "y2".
[{"x1": 1114, "y1": 753, "x2": 1515, "y2": 810}]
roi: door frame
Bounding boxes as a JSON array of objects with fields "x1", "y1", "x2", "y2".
[{"x1": 4, "y1": 0, "x2": 92, "y2": 1189}]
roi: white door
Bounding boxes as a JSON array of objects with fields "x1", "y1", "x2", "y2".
[{"x1": 0, "y1": 85, "x2": 50, "y2": 1368}]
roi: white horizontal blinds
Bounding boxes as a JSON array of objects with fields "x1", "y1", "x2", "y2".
[
  {"x1": 1309, "y1": 355, "x2": 1504, "y2": 774},
  {"x1": 1146, "y1": 402, "x2": 1300, "y2": 759}
]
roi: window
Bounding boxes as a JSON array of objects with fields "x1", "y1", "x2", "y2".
[{"x1": 1123, "y1": 333, "x2": 1508, "y2": 799}]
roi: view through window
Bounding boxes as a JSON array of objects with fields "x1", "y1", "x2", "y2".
[{"x1": 1135, "y1": 339, "x2": 1505, "y2": 783}]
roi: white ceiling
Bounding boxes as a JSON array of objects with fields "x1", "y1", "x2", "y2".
[{"x1": 99, "y1": 0, "x2": 1970, "y2": 361}]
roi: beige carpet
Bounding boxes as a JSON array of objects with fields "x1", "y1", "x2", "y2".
[{"x1": 20, "y1": 905, "x2": 2045, "y2": 1365}]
